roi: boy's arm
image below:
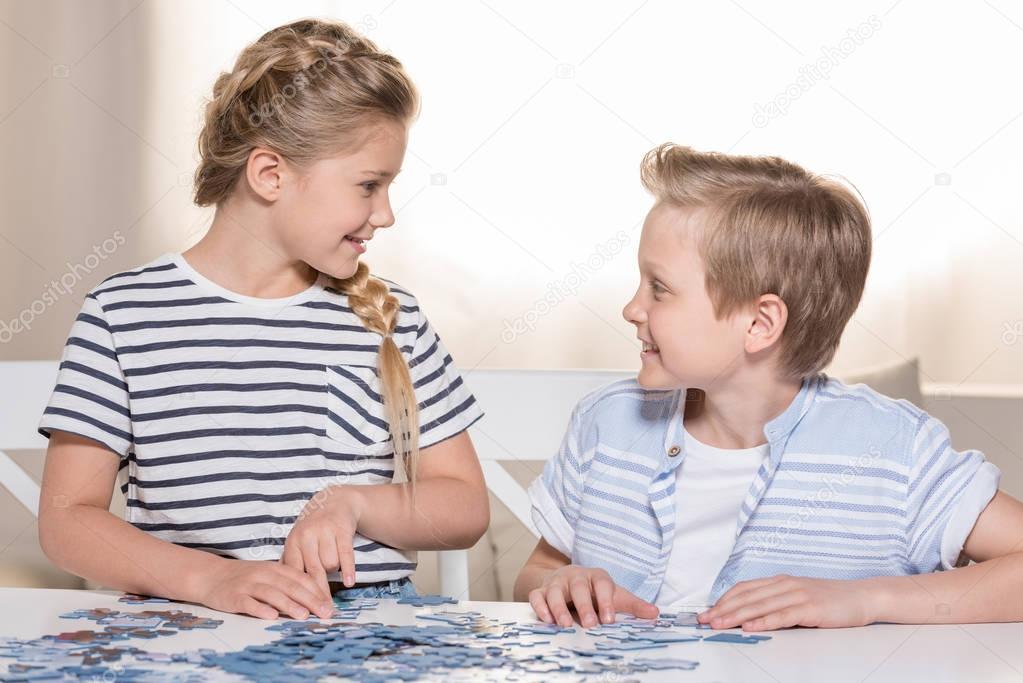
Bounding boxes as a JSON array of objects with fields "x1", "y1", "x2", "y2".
[
  {"x1": 513, "y1": 538, "x2": 571, "y2": 601},
  {"x1": 699, "y1": 489, "x2": 1023, "y2": 630},
  {"x1": 39, "y1": 431, "x2": 331, "y2": 619},
  {"x1": 868, "y1": 489, "x2": 1023, "y2": 624}
]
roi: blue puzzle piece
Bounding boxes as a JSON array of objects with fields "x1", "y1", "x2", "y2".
[
  {"x1": 703, "y1": 632, "x2": 772, "y2": 644},
  {"x1": 395, "y1": 595, "x2": 457, "y2": 607}
]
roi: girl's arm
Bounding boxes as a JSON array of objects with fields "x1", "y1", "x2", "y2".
[
  {"x1": 38, "y1": 431, "x2": 333, "y2": 620},
  {"x1": 700, "y1": 490, "x2": 1023, "y2": 630},
  {"x1": 281, "y1": 431, "x2": 490, "y2": 592}
]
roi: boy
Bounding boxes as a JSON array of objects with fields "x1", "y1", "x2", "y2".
[{"x1": 514, "y1": 144, "x2": 1023, "y2": 632}]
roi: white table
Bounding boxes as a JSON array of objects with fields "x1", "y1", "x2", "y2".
[{"x1": 1, "y1": 588, "x2": 1022, "y2": 682}]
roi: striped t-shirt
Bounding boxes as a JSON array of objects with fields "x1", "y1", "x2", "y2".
[
  {"x1": 529, "y1": 375, "x2": 1000, "y2": 605},
  {"x1": 39, "y1": 253, "x2": 484, "y2": 583}
]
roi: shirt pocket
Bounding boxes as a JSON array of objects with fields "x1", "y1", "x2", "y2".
[{"x1": 325, "y1": 364, "x2": 393, "y2": 453}]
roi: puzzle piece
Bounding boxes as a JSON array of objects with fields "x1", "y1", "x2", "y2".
[
  {"x1": 395, "y1": 594, "x2": 458, "y2": 607},
  {"x1": 118, "y1": 593, "x2": 171, "y2": 605},
  {"x1": 703, "y1": 632, "x2": 773, "y2": 644}
]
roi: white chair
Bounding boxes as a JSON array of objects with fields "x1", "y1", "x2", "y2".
[
  {"x1": 0, "y1": 361, "x2": 631, "y2": 597},
  {"x1": 0, "y1": 361, "x2": 58, "y2": 517},
  {"x1": 446, "y1": 368, "x2": 632, "y2": 597}
]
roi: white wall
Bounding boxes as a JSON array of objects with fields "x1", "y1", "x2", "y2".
[{"x1": 1, "y1": 0, "x2": 1021, "y2": 388}]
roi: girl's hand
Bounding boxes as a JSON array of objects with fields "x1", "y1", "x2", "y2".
[
  {"x1": 698, "y1": 574, "x2": 877, "y2": 631},
  {"x1": 197, "y1": 557, "x2": 335, "y2": 620},
  {"x1": 281, "y1": 486, "x2": 364, "y2": 598},
  {"x1": 529, "y1": 565, "x2": 659, "y2": 627}
]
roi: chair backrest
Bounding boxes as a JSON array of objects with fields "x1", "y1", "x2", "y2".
[
  {"x1": 0, "y1": 361, "x2": 59, "y2": 515},
  {"x1": 463, "y1": 368, "x2": 632, "y2": 462}
]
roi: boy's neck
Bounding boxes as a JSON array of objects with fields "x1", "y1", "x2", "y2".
[{"x1": 683, "y1": 374, "x2": 803, "y2": 450}]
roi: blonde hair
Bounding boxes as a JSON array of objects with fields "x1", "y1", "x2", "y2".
[
  {"x1": 640, "y1": 144, "x2": 871, "y2": 378},
  {"x1": 193, "y1": 18, "x2": 422, "y2": 481}
]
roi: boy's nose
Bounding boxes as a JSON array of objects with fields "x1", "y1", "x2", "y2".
[{"x1": 623, "y1": 297, "x2": 646, "y2": 325}]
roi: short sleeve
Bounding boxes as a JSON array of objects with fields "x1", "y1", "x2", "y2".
[
  {"x1": 528, "y1": 402, "x2": 591, "y2": 559},
  {"x1": 905, "y1": 415, "x2": 1000, "y2": 572},
  {"x1": 38, "y1": 293, "x2": 132, "y2": 458},
  {"x1": 406, "y1": 309, "x2": 484, "y2": 450}
]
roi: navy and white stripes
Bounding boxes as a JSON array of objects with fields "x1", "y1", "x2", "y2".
[{"x1": 39, "y1": 253, "x2": 483, "y2": 582}]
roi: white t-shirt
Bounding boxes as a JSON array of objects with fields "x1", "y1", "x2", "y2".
[{"x1": 655, "y1": 426, "x2": 770, "y2": 610}]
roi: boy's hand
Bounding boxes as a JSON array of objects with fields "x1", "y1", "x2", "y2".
[
  {"x1": 528, "y1": 565, "x2": 659, "y2": 627},
  {"x1": 698, "y1": 574, "x2": 876, "y2": 631},
  {"x1": 197, "y1": 557, "x2": 335, "y2": 620},
  {"x1": 281, "y1": 486, "x2": 364, "y2": 598}
]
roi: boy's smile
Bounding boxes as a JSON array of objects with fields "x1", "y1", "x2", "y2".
[{"x1": 623, "y1": 202, "x2": 749, "y2": 392}]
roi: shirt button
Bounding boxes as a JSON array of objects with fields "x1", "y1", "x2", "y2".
[{"x1": 667, "y1": 445, "x2": 680, "y2": 457}]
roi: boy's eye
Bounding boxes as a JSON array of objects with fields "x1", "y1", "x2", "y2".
[
  {"x1": 648, "y1": 279, "x2": 666, "y2": 295},
  {"x1": 360, "y1": 182, "x2": 378, "y2": 194}
]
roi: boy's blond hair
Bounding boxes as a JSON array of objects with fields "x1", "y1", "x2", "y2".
[{"x1": 640, "y1": 144, "x2": 871, "y2": 378}]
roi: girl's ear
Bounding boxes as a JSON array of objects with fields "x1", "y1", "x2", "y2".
[
  {"x1": 745, "y1": 293, "x2": 788, "y2": 354},
  {"x1": 245, "y1": 147, "x2": 284, "y2": 201}
]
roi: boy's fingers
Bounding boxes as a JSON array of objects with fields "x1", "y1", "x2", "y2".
[
  {"x1": 720, "y1": 592, "x2": 801, "y2": 630},
  {"x1": 705, "y1": 581, "x2": 791, "y2": 621},
  {"x1": 545, "y1": 583, "x2": 574, "y2": 628},
  {"x1": 528, "y1": 589, "x2": 553, "y2": 623},
  {"x1": 568, "y1": 577, "x2": 598, "y2": 627},
  {"x1": 591, "y1": 575, "x2": 616, "y2": 624},
  {"x1": 612, "y1": 586, "x2": 659, "y2": 618}
]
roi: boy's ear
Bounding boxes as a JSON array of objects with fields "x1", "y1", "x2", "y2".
[
  {"x1": 245, "y1": 147, "x2": 284, "y2": 202},
  {"x1": 745, "y1": 294, "x2": 788, "y2": 354}
]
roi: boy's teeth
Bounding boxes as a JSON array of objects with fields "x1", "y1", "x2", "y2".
[{"x1": 643, "y1": 342, "x2": 659, "y2": 352}]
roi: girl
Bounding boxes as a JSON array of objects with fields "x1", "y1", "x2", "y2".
[{"x1": 37, "y1": 18, "x2": 489, "y2": 621}]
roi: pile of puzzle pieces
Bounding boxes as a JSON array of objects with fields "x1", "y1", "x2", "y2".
[{"x1": 0, "y1": 594, "x2": 770, "y2": 681}]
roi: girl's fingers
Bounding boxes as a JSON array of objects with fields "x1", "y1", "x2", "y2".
[
  {"x1": 253, "y1": 584, "x2": 309, "y2": 620},
  {"x1": 300, "y1": 537, "x2": 331, "y2": 601},
  {"x1": 317, "y1": 531, "x2": 340, "y2": 574},
  {"x1": 568, "y1": 577, "x2": 599, "y2": 627},
  {"x1": 528, "y1": 589, "x2": 553, "y2": 623},
  {"x1": 706, "y1": 581, "x2": 794, "y2": 627},
  {"x1": 280, "y1": 540, "x2": 304, "y2": 572},
  {"x1": 335, "y1": 532, "x2": 357, "y2": 588},
  {"x1": 545, "y1": 583, "x2": 574, "y2": 628},
  {"x1": 239, "y1": 595, "x2": 278, "y2": 620},
  {"x1": 280, "y1": 573, "x2": 334, "y2": 619}
]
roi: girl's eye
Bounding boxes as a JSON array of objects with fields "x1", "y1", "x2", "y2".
[
  {"x1": 360, "y1": 182, "x2": 379, "y2": 195},
  {"x1": 649, "y1": 279, "x2": 666, "y2": 295}
]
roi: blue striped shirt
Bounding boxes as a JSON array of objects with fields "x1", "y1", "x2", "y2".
[
  {"x1": 529, "y1": 375, "x2": 1000, "y2": 605},
  {"x1": 39, "y1": 253, "x2": 483, "y2": 582}
]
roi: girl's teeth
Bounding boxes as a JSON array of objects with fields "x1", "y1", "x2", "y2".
[{"x1": 643, "y1": 342, "x2": 659, "y2": 352}]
